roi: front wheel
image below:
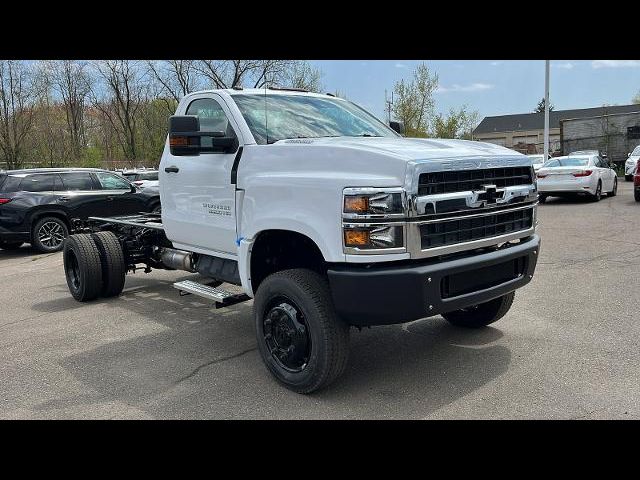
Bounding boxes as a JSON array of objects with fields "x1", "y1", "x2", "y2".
[
  {"x1": 254, "y1": 269, "x2": 350, "y2": 394},
  {"x1": 442, "y1": 291, "x2": 515, "y2": 328},
  {"x1": 591, "y1": 181, "x2": 602, "y2": 202}
]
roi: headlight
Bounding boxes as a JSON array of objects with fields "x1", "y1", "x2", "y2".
[
  {"x1": 343, "y1": 224, "x2": 404, "y2": 250},
  {"x1": 343, "y1": 187, "x2": 405, "y2": 217}
]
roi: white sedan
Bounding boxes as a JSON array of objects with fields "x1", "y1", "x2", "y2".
[
  {"x1": 536, "y1": 154, "x2": 618, "y2": 203},
  {"x1": 625, "y1": 145, "x2": 640, "y2": 181},
  {"x1": 526, "y1": 154, "x2": 546, "y2": 173}
]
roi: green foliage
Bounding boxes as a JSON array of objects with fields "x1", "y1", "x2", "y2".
[
  {"x1": 81, "y1": 146, "x2": 103, "y2": 168},
  {"x1": 433, "y1": 106, "x2": 479, "y2": 139},
  {"x1": 391, "y1": 63, "x2": 438, "y2": 137},
  {"x1": 534, "y1": 98, "x2": 554, "y2": 113},
  {"x1": 633, "y1": 90, "x2": 640, "y2": 104}
]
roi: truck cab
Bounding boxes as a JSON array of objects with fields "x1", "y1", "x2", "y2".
[{"x1": 63, "y1": 88, "x2": 540, "y2": 393}]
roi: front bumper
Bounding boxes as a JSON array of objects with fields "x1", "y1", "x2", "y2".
[
  {"x1": 538, "y1": 177, "x2": 595, "y2": 194},
  {"x1": 327, "y1": 234, "x2": 540, "y2": 326}
]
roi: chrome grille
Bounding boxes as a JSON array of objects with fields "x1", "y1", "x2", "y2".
[
  {"x1": 418, "y1": 167, "x2": 533, "y2": 195},
  {"x1": 419, "y1": 207, "x2": 534, "y2": 249}
]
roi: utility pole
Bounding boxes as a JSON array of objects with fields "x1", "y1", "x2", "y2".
[
  {"x1": 385, "y1": 89, "x2": 393, "y2": 123},
  {"x1": 544, "y1": 60, "x2": 550, "y2": 161}
]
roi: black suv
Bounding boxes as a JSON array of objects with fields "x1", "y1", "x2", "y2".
[{"x1": 0, "y1": 168, "x2": 161, "y2": 253}]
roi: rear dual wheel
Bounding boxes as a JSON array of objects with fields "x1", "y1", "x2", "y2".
[{"x1": 63, "y1": 232, "x2": 126, "y2": 302}]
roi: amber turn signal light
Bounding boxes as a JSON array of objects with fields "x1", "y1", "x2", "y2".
[
  {"x1": 344, "y1": 229, "x2": 370, "y2": 247},
  {"x1": 170, "y1": 136, "x2": 189, "y2": 147},
  {"x1": 344, "y1": 195, "x2": 369, "y2": 213}
]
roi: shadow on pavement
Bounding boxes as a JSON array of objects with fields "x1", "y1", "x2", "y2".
[{"x1": 29, "y1": 268, "x2": 510, "y2": 418}]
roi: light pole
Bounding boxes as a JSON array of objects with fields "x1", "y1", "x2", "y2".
[{"x1": 544, "y1": 60, "x2": 550, "y2": 161}]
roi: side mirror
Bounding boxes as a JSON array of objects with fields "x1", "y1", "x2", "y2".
[
  {"x1": 169, "y1": 115, "x2": 238, "y2": 155},
  {"x1": 628, "y1": 152, "x2": 632, "y2": 158},
  {"x1": 389, "y1": 121, "x2": 405, "y2": 135}
]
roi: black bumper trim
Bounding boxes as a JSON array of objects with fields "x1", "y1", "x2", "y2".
[{"x1": 327, "y1": 234, "x2": 540, "y2": 326}]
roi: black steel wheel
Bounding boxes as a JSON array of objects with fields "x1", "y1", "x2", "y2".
[
  {"x1": 254, "y1": 269, "x2": 350, "y2": 394},
  {"x1": 263, "y1": 297, "x2": 311, "y2": 373},
  {"x1": 63, "y1": 234, "x2": 103, "y2": 302},
  {"x1": 32, "y1": 216, "x2": 68, "y2": 252}
]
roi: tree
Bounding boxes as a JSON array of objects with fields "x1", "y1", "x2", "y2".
[
  {"x1": 194, "y1": 60, "x2": 322, "y2": 90},
  {"x1": 146, "y1": 60, "x2": 201, "y2": 111},
  {"x1": 433, "y1": 106, "x2": 479, "y2": 139},
  {"x1": 0, "y1": 61, "x2": 38, "y2": 169},
  {"x1": 45, "y1": 60, "x2": 92, "y2": 163},
  {"x1": 632, "y1": 91, "x2": 640, "y2": 104},
  {"x1": 391, "y1": 63, "x2": 438, "y2": 137},
  {"x1": 534, "y1": 98, "x2": 554, "y2": 113},
  {"x1": 90, "y1": 60, "x2": 148, "y2": 165}
]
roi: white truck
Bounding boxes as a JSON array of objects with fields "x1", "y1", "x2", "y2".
[{"x1": 62, "y1": 88, "x2": 541, "y2": 393}]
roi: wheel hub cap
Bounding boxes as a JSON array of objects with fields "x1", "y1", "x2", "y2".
[{"x1": 263, "y1": 301, "x2": 310, "y2": 372}]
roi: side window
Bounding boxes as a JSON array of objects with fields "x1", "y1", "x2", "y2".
[
  {"x1": 19, "y1": 174, "x2": 60, "y2": 192},
  {"x1": 186, "y1": 98, "x2": 236, "y2": 152},
  {"x1": 60, "y1": 172, "x2": 95, "y2": 191},
  {"x1": 95, "y1": 172, "x2": 132, "y2": 190}
]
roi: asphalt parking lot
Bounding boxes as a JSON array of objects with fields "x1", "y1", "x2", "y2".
[{"x1": 1, "y1": 182, "x2": 639, "y2": 419}]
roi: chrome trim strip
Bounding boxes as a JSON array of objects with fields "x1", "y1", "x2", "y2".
[
  {"x1": 415, "y1": 202, "x2": 537, "y2": 225},
  {"x1": 414, "y1": 184, "x2": 537, "y2": 217}
]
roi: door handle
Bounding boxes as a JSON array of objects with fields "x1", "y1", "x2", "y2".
[
  {"x1": 58, "y1": 196, "x2": 71, "y2": 202},
  {"x1": 165, "y1": 166, "x2": 179, "y2": 173}
]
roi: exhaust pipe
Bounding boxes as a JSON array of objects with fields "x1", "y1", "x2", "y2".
[{"x1": 160, "y1": 248, "x2": 196, "y2": 272}]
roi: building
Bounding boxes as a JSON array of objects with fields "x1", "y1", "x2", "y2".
[
  {"x1": 473, "y1": 104, "x2": 640, "y2": 156},
  {"x1": 561, "y1": 110, "x2": 640, "y2": 164}
]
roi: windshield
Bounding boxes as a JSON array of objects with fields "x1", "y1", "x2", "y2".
[
  {"x1": 232, "y1": 94, "x2": 399, "y2": 145},
  {"x1": 632, "y1": 146, "x2": 640, "y2": 156},
  {"x1": 543, "y1": 157, "x2": 590, "y2": 168}
]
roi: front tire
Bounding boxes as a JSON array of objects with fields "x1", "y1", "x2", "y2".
[
  {"x1": 0, "y1": 240, "x2": 23, "y2": 250},
  {"x1": 63, "y1": 234, "x2": 103, "y2": 302},
  {"x1": 635, "y1": 189, "x2": 640, "y2": 202},
  {"x1": 591, "y1": 181, "x2": 602, "y2": 202},
  {"x1": 254, "y1": 269, "x2": 350, "y2": 394},
  {"x1": 442, "y1": 291, "x2": 515, "y2": 328},
  {"x1": 31, "y1": 216, "x2": 69, "y2": 252}
]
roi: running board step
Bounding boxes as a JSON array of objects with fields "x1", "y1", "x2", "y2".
[{"x1": 173, "y1": 280, "x2": 250, "y2": 308}]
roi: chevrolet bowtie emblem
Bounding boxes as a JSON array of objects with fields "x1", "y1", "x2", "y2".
[{"x1": 477, "y1": 184, "x2": 502, "y2": 204}]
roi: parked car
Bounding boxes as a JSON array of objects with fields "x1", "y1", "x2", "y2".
[
  {"x1": 526, "y1": 154, "x2": 546, "y2": 173},
  {"x1": 625, "y1": 146, "x2": 640, "y2": 181},
  {"x1": 537, "y1": 154, "x2": 617, "y2": 203},
  {"x1": 0, "y1": 168, "x2": 161, "y2": 252},
  {"x1": 119, "y1": 169, "x2": 159, "y2": 188}
]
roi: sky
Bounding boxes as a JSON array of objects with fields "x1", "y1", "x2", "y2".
[{"x1": 309, "y1": 60, "x2": 640, "y2": 122}]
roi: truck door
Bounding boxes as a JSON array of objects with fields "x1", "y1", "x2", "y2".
[{"x1": 161, "y1": 94, "x2": 240, "y2": 255}]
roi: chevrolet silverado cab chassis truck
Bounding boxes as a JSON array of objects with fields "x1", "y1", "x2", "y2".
[{"x1": 63, "y1": 88, "x2": 540, "y2": 393}]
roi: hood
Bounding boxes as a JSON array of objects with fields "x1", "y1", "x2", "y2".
[{"x1": 277, "y1": 136, "x2": 522, "y2": 162}]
